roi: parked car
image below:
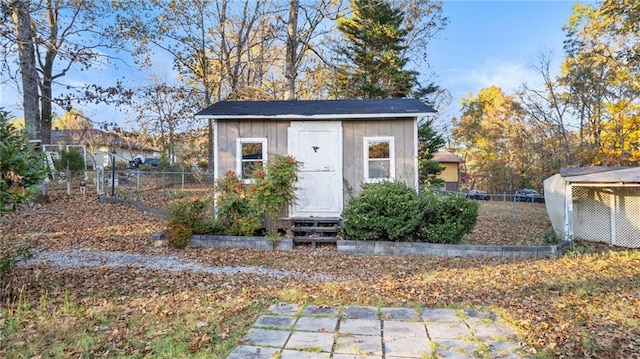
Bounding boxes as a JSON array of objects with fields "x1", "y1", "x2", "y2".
[
  {"x1": 515, "y1": 189, "x2": 545, "y2": 203},
  {"x1": 129, "y1": 156, "x2": 160, "y2": 169},
  {"x1": 467, "y1": 189, "x2": 491, "y2": 200}
]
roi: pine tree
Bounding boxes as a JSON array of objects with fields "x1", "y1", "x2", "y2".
[
  {"x1": 333, "y1": 0, "x2": 419, "y2": 99},
  {"x1": 418, "y1": 118, "x2": 445, "y2": 187}
]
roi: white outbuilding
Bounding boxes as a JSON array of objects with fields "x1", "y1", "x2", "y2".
[{"x1": 544, "y1": 167, "x2": 640, "y2": 248}]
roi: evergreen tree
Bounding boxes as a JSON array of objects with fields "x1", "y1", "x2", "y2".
[
  {"x1": 0, "y1": 109, "x2": 46, "y2": 214},
  {"x1": 333, "y1": 0, "x2": 419, "y2": 99},
  {"x1": 418, "y1": 117, "x2": 445, "y2": 187}
]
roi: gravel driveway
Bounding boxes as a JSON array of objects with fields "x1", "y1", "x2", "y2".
[{"x1": 24, "y1": 250, "x2": 334, "y2": 281}]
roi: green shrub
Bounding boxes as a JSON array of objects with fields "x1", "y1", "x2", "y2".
[
  {"x1": 166, "y1": 196, "x2": 221, "y2": 235},
  {"x1": 53, "y1": 147, "x2": 85, "y2": 171},
  {"x1": 167, "y1": 197, "x2": 208, "y2": 228},
  {"x1": 167, "y1": 222, "x2": 192, "y2": 248},
  {"x1": 214, "y1": 155, "x2": 300, "y2": 236},
  {"x1": 540, "y1": 230, "x2": 561, "y2": 245},
  {"x1": 215, "y1": 173, "x2": 262, "y2": 236},
  {"x1": 418, "y1": 193, "x2": 479, "y2": 244},
  {"x1": 342, "y1": 181, "x2": 422, "y2": 241}
]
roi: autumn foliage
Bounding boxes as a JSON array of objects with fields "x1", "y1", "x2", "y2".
[{"x1": 1, "y1": 191, "x2": 639, "y2": 358}]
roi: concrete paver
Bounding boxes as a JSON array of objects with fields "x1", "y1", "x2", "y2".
[
  {"x1": 294, "y1": 316, "x2": 338, "y2": 332},
  {"x1": 302, "y1": 304, "x2": 339, "y2": 317},
  {"x1": 339, "y1": 318, "x2": 381, "y2": 336},
  {"x1": 383, "y1": 320, "x2": 427, "y2": 339},
  {"x1": 384, "y1": 336, "x2": 433, "y2": 357},
  {"x1": 380, "y1": 307, "x2": 420, "y2": 321},
  {"x1": 281, "y1": 349, "x2": 331, "y2": 359},
  {"x1": 434, "y1": 339, "x2": 481, "y2": 359},
  {"x1": 427, "y1": 322, "x2": 473, "y2": 340},
  {"x1": 286, "y1": 331, "x2": 335, "y2": 352},
  {"x1": 422, "y1": 308, "x2": 464, "y2": 322},
  {"x1": 226, "y1": 345, "x2": 280, "y2": 359},
  {"x1": 333, "y1": 355, "x2": 382, "y2": 359},
  {"x1": 254, "y1": 315, "x2": 296, "y2": 330},
  {"x1": 228, "y1": 303, "x2": 528, "y2": 359},
  {"x1": 334, "y1": 333, "x2": 383, "y2": 356},
  {"x1": 243, "y1": 328, "x2": 290, "y2": 347},
  {"x1": 342, "y1": 305, "x2": 379, "y2": 319}
]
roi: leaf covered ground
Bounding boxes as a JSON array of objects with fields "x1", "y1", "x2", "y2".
[{"x1": 1, "y1": 191, "x2": 639, "y2": 358}]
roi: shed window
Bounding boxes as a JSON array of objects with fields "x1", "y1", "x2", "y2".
[
  {"x1": 237, "y1": 138, "x2": 267, "y2": 181},
  {"x1": 364, "y1": 137, "x2": 395, "y2": 183}
]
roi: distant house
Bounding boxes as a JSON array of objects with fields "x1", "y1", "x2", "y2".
[
  {"x1": 544, "y1": 166, "x2": 640, "y2": 248},
  {"x1": 49, "y1": 129, "x2": 160, "y2": 169},
  {"x1": 433, "y1": 151, "x2": 462, "y2": 191},
  {"x1": 195, "y1": 99, "x2": 436, "y2": 217}
]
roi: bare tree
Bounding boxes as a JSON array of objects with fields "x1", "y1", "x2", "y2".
[
  {"x1": 5, "y1": 0, "x2": 40, "y2": 140},
  {"x1": 519, "y1": 52, "x2": 573, "y2": 167},
  {"x1": 2, "y1": 0, "x2": 130, "y2": 144},
  {"x1": 133, "y1": 81, "x2": 196, "y2": 165}
]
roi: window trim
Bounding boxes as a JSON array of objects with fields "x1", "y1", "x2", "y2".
[
  {"x1": 236, "y1": 137, "x2": 268, "y2": 183},
  {"x1": 363, "y1": 136, "x2": 395, "y2": 183}
]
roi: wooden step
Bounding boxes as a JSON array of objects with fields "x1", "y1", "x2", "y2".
[
  {"x1": 293, "y1": 236, "x2": 339, "y2": 244},
  {"x1": 290, "y1": 217, "x2": 343, "y2": 226},
  {"x1": 291, "y1": 226, "x2": 339, "y2": 233}
]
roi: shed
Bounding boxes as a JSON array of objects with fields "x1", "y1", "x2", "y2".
[
  {"x1": 433, "y1": 151, "x2": 462, "y2": 191},
  {"x1": 544, "y1": 166, "x2": 640, "y2": 248},
  {"x1": 195, "y1": 99, "x2": 436, "y2": 217}
]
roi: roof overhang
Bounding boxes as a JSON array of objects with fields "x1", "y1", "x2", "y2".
[
  {"x1": 560, "y1": 166, "x2": 640, "y2": 184},
  {"x1": 194, "y1": 112, "x2": 431, "y2": 121},
  {"x1": 194, "y1": 99, "x2": 436, "y2": 121}
]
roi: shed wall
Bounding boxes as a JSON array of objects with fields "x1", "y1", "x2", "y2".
[
  {"x1": 216, "y1": 120, "x2": 290, "y2": 175},
  {"x1": 217, "y1": 117, "x2": 417, "y2": 206},
  {"x1": 342, "y1": 118, "x2": 416, "y2": 194}
]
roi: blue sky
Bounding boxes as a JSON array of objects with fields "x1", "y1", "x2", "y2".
[
  {"x1": 1, "y1": 0, "x2": 583, "y2": 132},
  {"x1": 428, "y1": 0, "x2": 581, "y2": 126}
]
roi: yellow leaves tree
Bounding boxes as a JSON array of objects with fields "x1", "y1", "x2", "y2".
[
  {"x1": 452, "y1": 87, "x2": 533, "y2": 192},
  {"x1": 562, "y1": 1, "x2": 640, "y2": 166},
  {"x1": 52, "y1": 109, "x2": 92, "y2": 130},
  {"x1": 597, "y1": 99, "x2": 640, "y2": 166}
]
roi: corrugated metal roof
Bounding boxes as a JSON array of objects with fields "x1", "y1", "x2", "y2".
[
  {"x1": 195, "y1": 99, "x2": 436, "y2": 119},
  {"x1": 433, "y1": 151, "x2": 462, "y2": 163},
  {"x1": 560, "y1": 166, "x2": 640, "y2": 183}
]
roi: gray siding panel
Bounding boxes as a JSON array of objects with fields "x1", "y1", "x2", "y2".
[
  {"x1": 342, "y1": 118, "x2": 417, "y2": 199},
  {"x1": 217, "y1": 119, "x2": 290, "y2": 176},
  {"x1": 218, "y1": 118, "x2": 417, "y2": 210}
]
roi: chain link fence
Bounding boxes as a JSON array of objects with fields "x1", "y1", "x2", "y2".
[
  {"x1": 42, "y1": 169, "x2": 216, "y2": 197},
  {"x1": 439, "y1": 190, "x2": 531, "y2": 202}
]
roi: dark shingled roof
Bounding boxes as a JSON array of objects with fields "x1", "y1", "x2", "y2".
[{"x1": 195, "y1": 99, "x2": 436, "y2": 118}]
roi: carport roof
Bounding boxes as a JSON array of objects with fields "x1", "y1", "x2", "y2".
[
  {"x1": 195, "y1": 99, "x2": 436, "y2": 120},
  {"x1": 560, "y1": 166, "x2": 640, "y2": 183}
]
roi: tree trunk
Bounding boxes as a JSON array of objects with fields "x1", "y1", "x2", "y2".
[
  {"x1": 40, "y1": 67, "x2": 54, "y2": 145},
  {"x1": 11, "y1": 0, "x2": 40, "y2": 141},
  {"x1": 284, "y1": 0, "x2": 299, "y2": 101}
]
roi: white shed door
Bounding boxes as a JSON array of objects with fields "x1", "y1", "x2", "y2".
[{"x1": 288, "y1": 121, "x2": 343, "y2": 217}]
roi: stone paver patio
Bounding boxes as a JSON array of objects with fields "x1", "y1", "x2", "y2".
[{"x1": 227, "y1": 303, "x2": 527, "y2": 359}]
